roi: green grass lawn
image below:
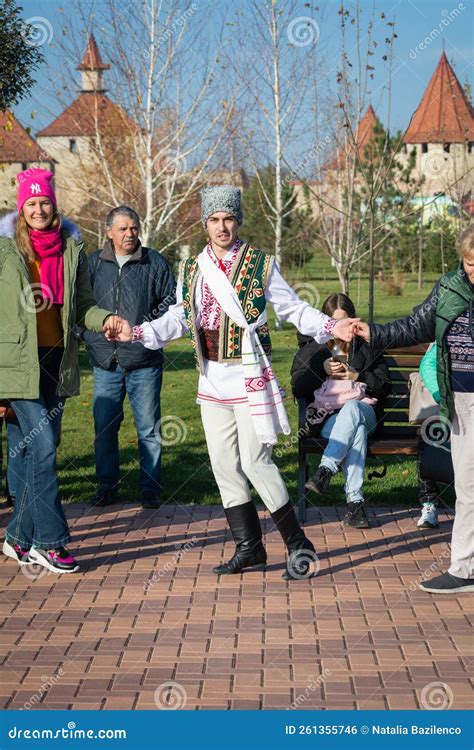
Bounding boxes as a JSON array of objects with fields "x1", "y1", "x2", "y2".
[{"x1": 1, "y1": 257, "x2": 455, "y2": 509}]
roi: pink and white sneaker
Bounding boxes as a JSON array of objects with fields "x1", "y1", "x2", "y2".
[
  {"x1": 2, "y1": 539, "x2": 32, "y2": 565},
  {"x1": 28, "y1": 546, "x2": 80, "y2": 573}
]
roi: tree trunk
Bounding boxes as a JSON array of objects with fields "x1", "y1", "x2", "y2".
[
  {"x1": 368, "y1": 200, "x2": 376, "y2": 324},
  {"x1": 418, "y1": 218, "x2": 424, "y2": 290}
]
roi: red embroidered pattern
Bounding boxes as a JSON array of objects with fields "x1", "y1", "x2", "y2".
[
  {"x1": 132, "y1": 325, "x2": 144, "y2": 342},
  {"x1": 245, "y1": 366, "x2": 275, "y2": 392},
  {"x1": 200, "y1": 240, "x2": 242, "y2": 330},
  {"x1": 324, "y1": 317, "x2": 337, "y2": 336}
]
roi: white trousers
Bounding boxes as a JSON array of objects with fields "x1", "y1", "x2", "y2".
[
  {"x1": 200, "y1": 403, "x2": 289, "y2": 513},
  {"x1": 448, "y1": 391, "x2": 474, "y2": 579}
]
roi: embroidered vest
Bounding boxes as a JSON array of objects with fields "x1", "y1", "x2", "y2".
[{"x1": 180, "y1": 243, "x2": 274, "y2": 370}]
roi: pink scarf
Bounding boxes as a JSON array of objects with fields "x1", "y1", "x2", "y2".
[
  {"x1": 29, "y1": 227, "x2": 64, "y2": 305},
  {"x1": 200, "y1": 240, "x2": 242, "y2": 329}
]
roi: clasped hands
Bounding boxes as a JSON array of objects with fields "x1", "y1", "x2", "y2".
[
  {"x1": 103, "y1": 316, "x2": 133, "y2": 341},
  {"x1": 331, "y1": 318, "x2": 370, "y2": 343},
  {"x1": 102, "y1": 317, "x2": 371, "y2": 344}
]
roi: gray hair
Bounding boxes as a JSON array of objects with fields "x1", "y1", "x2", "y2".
[
  {"x1": 457, "y1": 223, "x2": 474, "y2": 257},
  {"x1": 106, "y1": 206, "x2": 140, "y2": 229}
]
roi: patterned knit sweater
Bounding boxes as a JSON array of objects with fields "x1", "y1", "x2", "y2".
[{"x1": 446, "y1": 310, "x2": 474, "y2": 392}]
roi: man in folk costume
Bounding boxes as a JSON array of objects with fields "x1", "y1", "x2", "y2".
[{"x1": 108, "y1": 186, "x2": 359, "y2": 579}]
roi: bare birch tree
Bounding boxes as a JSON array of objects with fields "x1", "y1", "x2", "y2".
[
  {"x1": 230, "y1": 0, "x2": 319, "y2": 268},
  {"x1": 53, "y1": 0, "x2": 236, "y2": 250}
]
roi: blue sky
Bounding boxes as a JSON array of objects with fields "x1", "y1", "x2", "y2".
[{"x1": 13, "y1": 0, "x2": 473, "y2": 138}]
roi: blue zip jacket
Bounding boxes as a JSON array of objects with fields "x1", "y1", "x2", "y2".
[{"x1": 81, "y1": 240, "x2": 176, "y2": 370}]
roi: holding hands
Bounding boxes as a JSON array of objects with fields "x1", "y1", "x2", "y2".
[
  {"x1": 330, "y1": 318, "x2": 371, "y2": 343},
  {"x1": 353, "y1": 321, "x2": 370, "y2": 341},
  {"x1": 103, "y1": 316, "x2": 133, "y2": 342},
  {"x1": 332, "y1": 317, "x2": 360, "y2": 342}
]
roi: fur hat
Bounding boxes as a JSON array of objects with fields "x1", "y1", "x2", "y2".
[{"x1": 201, "y1": 185, "x2": 242, "y2": 227}]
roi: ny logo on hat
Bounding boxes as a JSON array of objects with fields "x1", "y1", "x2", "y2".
[{"x1": 30, "y1": 183, "x2": 41, "y2": 194}]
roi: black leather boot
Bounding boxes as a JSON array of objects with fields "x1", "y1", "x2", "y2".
[
  {"x1": 271, "y1": 501, "x2": 316, "y2": 580},
  {"x1": 213, "y1": 502, "x2": 267, "y2": 575}
]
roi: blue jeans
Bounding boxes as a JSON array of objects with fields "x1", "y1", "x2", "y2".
[
  {"x1": 320, "y1": 400, "x2": 377, "y2": 503},
  {"x1": 7, "y1": 348, "x2": 67, "y2": 549},
  {"x1": 93, "y1": 364, "x2": 163, "y2": 497},
  {"x1": 6, "y1": 416, "x2": 22, "y2": 500}
]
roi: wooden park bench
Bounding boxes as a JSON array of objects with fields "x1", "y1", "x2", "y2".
[{"x1": 296, "y1": 344, "x2": 426, "y2": 523}]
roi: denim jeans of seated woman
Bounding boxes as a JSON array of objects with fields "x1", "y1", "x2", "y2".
[
  {"x1": 6, "y1": 348, "x2": 68, "y2": 549},
  {"x1": 319, "y1": 399, "x2": 377, "y2": 503}
]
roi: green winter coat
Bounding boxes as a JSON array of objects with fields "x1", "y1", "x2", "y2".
[{"x1": 0, "y1": 232, "x2": 112, "y2": 399}]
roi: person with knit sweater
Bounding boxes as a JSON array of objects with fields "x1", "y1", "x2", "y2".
[{"x1": 355, "y1": 225, "x2": 474, "y2": 595}]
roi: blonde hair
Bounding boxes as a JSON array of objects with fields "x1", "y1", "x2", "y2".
[
  {"x1": 14, "y1": 208, "x2": 61, "y2": 262},
  {"x1": 457, "y1": 224, "x2": 474, "y2": 259}
]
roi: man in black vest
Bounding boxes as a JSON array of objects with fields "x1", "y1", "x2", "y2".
[{"x1": 81, "y1": 206, "x2": 175, "y2": 509}]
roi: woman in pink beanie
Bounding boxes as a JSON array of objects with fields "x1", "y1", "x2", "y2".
[{"x1": 0, "y1": 168, "x2": 121, "y2": 574}]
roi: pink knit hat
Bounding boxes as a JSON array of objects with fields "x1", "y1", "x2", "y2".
[{"x1": 16, "y1": 168, "x2": 57, "y2": 211}]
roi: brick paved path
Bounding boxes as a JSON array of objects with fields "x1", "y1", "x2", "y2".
[{"x1": 1, "y1": 502, "x2": 472, "y2": 711}]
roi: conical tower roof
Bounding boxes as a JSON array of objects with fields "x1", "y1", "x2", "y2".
[
  {"x1": 77, "y1": 33, "x2": 110, "y2": 71},
  {"x1": 403, "y1": 52, "x2": 474, "y2": 143},
  {"x1": 326, "y1": 105, "x2": 380, "y2": 170}
]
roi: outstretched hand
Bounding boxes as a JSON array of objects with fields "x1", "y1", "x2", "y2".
[{"x1": 332, "y1": 317, "x2": 360, "y2": 343}]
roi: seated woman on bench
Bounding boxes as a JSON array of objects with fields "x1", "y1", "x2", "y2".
[{"x1": 291, "y1": 293, "x2": 392, "y2": 528}]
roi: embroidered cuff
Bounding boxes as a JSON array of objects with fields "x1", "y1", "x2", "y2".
[
  {"x1": 323, "y1": 317, "x2": 337, "y2": 336},
  {"x1": 132, "y1": 325, "x2": 144, "y2": 343}
]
